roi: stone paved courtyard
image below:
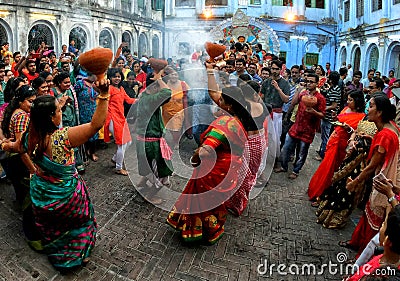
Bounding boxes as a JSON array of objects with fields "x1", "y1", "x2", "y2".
[{"x1": 0, "y1": 135, "x2": 359, "y2": 281}]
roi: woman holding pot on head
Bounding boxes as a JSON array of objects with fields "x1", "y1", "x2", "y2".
[
  {"x1": 1, "y1": 79, "x2": 110, "y2": 271},
  {"x1": 167, "y1": 64, "x2": 251, "y2": 244}
]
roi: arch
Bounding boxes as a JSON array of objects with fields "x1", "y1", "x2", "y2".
[
  {"x1": 366, "y1": 43, "x2": 379, "y2": 72},
  {"x1": 0, "y1": 19, "x2": 12, "y2": 49},
  {"x1": 386, "y1": 41, "x2": 400, "y2": 77},
  {"x1": 152, "y1": 34, "x2": 160, "y2": 58},
  {"x1": 339, "y1": 46, "x2": 347, "y2": 66},
  {"x1": 28, "y1": 21, "x2": 56, "y2": 52},
  {"x1": 122, "y1": 31, "x2": 133, "y2": 49},
  {"x1": 138, "y1": 33, "x2": 148, "y2": 58},
  {"x1": 69, "y1": 25, "x2": 89, "y2": 53},
  {"x1": 99, "y1": 28, "x2": 115, "y2": 50},
  {"x1": 350, "y1": 45, "x2": 361, "y2": 72}
]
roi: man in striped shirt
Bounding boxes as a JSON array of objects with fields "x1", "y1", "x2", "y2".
[{"x1": 316, "y1": 71, "x2": 342, "y2": 160}]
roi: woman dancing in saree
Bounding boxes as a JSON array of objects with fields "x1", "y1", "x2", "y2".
[
  {"x1": 167, "y1": 68, "x2": 251, "y2": 244},
  {"x1": 339, "y1": 94, "x2": 399, "y2": 255},
  {"x1": 308, "y1": 90, "x2": 366, "y2": 201},
  {"x1": 316, "y1": 119, "x2": 377, "y2": 229},
  {"x1": 2, "y1": 79, "x2": 110, "y2": 270}
]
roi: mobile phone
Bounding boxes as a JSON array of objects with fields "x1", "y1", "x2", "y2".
[{"x1": 373, "y1": 172, "x2": 388, "y2": 182}]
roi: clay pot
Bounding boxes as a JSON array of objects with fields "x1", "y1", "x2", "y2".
[
  {"x1": 78, "y1": 47, "x2": 113, "y2": 80},
  {"x1": 302, "y1": 94, "x2": 318, "y2": 107},
  {"x1": 204, "y1": 42, "x2": 226, "y2": 61},
  {"x1": 148, "y1": 58, "x2": 168, "y2": 73}
]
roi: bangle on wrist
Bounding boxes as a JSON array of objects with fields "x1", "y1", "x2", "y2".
[
  {"x1": 190, "y1": 156, "x2": 199, "y2": 166},
  {"x1": 98, "y1": 94, "x2": 110, "y2": 101},
  {"x1": 388, "y1": 195, "x2": 396, "y2": 203}
]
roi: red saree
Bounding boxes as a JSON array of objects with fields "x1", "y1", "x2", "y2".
[
  {"x1": 348, "y1": 126, "x2": 399, "y2": 253},
  {"x1": 167, "y1": 116, "x2": 247, "y2": 244},
  {"x1": 308, "y1": 108, "x2": 365, "y2": 200}
]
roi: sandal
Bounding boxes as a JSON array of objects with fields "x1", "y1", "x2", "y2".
[
  {"x1": 115, "y1": 169, "x2": 129, "y2": 176},
  {"x1": 338, "y1": 240, "x2": 358, "y2": 251},
  {"x1": 288, "y1": 172, "x2": 298, "y2": 179}
]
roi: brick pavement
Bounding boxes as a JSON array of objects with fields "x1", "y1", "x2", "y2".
[{"x1": 0, "y1": 136, "x2": 360, "y2": 281}]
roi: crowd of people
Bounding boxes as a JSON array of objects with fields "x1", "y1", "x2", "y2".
[{"x1": 1, "y1": 36, "x2": 400, "y2": 280}]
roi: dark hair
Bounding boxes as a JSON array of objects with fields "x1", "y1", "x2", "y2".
[
  {"x1": 126, "y1": 71, "x2": 136, "y2": 79},
  {"x1": 307, "y1": 73, "x2": 319, "y2": 83},
  {"x1": 353, "y1": 70, "x2": 363, "y2": 78},
  {"x1": 39, "y1": 62, "x2": 50, "y2": 73},
  {"x1": 328, "y1": 71, "x2": 340, "y2": 85},
  {"x1": 234, "y1": 42, "x2": 243, "y2": 52},
  {"x1": 107, "y1": 68, "x2": 124, "y2": 88},
  {"x1": 385, "y1": 205, "x2": 400, "y2": 254},
  {"x1": 2, "y1": 85, "x2": 36, "y2": 138},
  {"x1": 339, "y1": 67, "x2": 348, "y2": 76},
  {"x1": 316, "y1": 65, "x2": 325, "y2": 76},
  {"x1": 146, "y1": 72, "x2": 156, "y2": 89},
  {"x1": 53, "y1": 71, "x2": 70, "y2": 87},
  {"x1": 372, "y1": 93, "x2": 396, "y2": 123},
  {"x1": 256, "y1": 43, "x2": 262, "y2": 50},
  {"x1": 348, "y1": 90, "x2": 365, "y2": 113},
  {"x1": 261, "y1": 67, "x2": 270, "y2": 74},
  {"x1": 291, "y1": 65, "x2": 300, "y2": 71},
  {"x1": 31, "y1": 77, "x2": 46, "y2": 91},
  {"x1": 39, "y1": 71, "x2": 52, "y2": 80},
  {"x1": 304, "y1": 68, "x2": 316, "y2": 75},
  {"x1": 241, "y1": 80, "x2": 260, "y2": 99},
  {"x1": 221, "y1": 86, "x2": 252, "y2": 131},
  {"x1": 4, "y1": 77, "x2": 25, "y2": 103},
  {"x1": 12, "y1": 52, "x2": 20, "y2": 59},
  {"x1": 27, "y1": 95, "x2": 58, "y2": 160},
  {"x1": 248, "y1": 62, "x2": 258, "y2": 69},
  {"x1": 279, "y1": 57, "x2": 286, "y2": 65},
  {"x1": 236, "y1": 58, "x2": 246, "y2": 65},
  {"x1": 115, "y1": 57, "x2": 125, "y2": 65},
  {"x1": 226, "y1": 59, "x2": 235, "y2": 67},
  {"x1": 373, "y1": 77, "x2": 385, "y2": 90},
  {"x1": 270, "y1": 60, "x2": 283, "y2": 69},
  {"x1": 0, "y1": 62, "x2": 5, "y2": 70},
  {"x1": 368, "y1": 69, "x2": 375, "y2": 75}
]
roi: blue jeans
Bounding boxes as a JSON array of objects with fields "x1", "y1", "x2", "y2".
[
  {"x1": 319, "y1": 119, "x2": 332, "y2": 158},
  {"x1": 281, "y1": 135, "x2": 310, "y2": 174}
]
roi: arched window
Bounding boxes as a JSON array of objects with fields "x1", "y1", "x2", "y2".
[
  {"x1": 0, "y1": 23, "x2": 8, "y2": 45},
  {"x1": 122, "y1": 31, "x2": 132, "y2": 49},
  {"x1": 69, "y1": 26, "x2": 88, "y2": 53},
  {"x1": 28, "y1": 24, "x2": 54, "y2": 52},
  {"x1": 99, "y1": 29, "x2": 113, "y2": 50},
  {"x1": 353, "y1": 47, "x2": 361, "y2": 72},
  {"x1": 152, "y1": 35, "x2": 159, "y2": 58},
  {"x1": 368, "y1": 45, "x2": 379, "y2": 71},
  {"x1": 138, "y1": 33, "x2": 147, "y2": 58}
]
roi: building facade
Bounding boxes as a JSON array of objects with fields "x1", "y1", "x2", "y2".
[
  {"x1": 165, "y1": 0, "x2": 337, "y2": 68},
  {"x1": 0, "y1": 0, "x2": 164, "y2": 57},
  {"x1": 337, "y1": 0, "x2": 400, "y2": 77}
]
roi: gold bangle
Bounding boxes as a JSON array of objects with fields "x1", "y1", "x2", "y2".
[{"x1": 98, "y1": 94, "x2": 110, "y2": 101}]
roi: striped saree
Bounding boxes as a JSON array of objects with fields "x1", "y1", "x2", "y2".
[{"x1": 28, "y1": 129, "x2": 97, "y2": 270}]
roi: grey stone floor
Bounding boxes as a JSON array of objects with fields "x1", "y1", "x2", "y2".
[{"x1": 0, "y1": 135, "x2": 359, "y2": 281}]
